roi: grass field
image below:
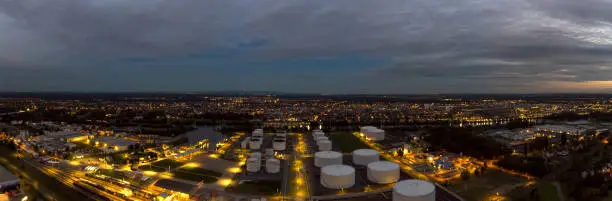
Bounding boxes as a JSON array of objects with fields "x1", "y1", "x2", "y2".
[
  {"x1": 448, "y1": 169, "x2": 528, "y2": 201},
  {"x1": 227, "y1": 180, "x2": 281, "y2": 195},
  {"x1": 172, "y1": 172, "x2": 218, "y2": 183},
  {"x1": 538, "y1": 182, "x2": 561, "y2": 201},
  {"x1": 139, "y1": 159, "x2": 185, "y2": 172},
  {"x1": 328, "y1": 132, "x2": 370, "y2": 153},
  {"x1": 172, "y1": 167, "x2": 222, "y2": 183}
]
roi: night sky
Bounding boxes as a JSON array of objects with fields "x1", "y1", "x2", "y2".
[{"x1": 2, "y1": 0, "x2": 612, "y2": 94}]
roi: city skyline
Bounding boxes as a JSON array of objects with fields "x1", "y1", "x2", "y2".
[{"x1": 2, "y1": 0, "x2": 612, "y2": 93}]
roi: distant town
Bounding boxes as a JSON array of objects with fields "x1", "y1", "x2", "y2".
[{"x1": 0, "y1": 93, "x2": 612, "y2": 201}]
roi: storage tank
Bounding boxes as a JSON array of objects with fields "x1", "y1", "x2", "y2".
[
  {"x1": 318, "y1": 140, "x2": 332, "y2": 151},
  {"x1": 275, "y1": 133, "x2": 287, "y2": 138},
  {"x1": 249, "y1": 141, "x2": 261, "y2": 150},
  {"x1": 367, "y1": 161, "x2": 400, "y2": 184},
  {"x1": 246, "y1": 158, "x2": 260, "y2": 172},
  {"x1": 252, "y1": 130, "x2": 264, "y2": 137},
  {"x1": 352, "y1": 149, "x2": 380, "y2": 165},
  {"x1": 368, "y1": 129, "x2": 385, "y2": 141},
  {"x1": 251, "y1": 152, "x2": 262, "y2": 159},
  {"x1": 360, "y1": 126, "x2": 377, "y2": 133},
  {"x1": 265, "y1": 148, "x2": 274, "y2": 158},
  {"x1": 273, "y1": 139, "x2": 286, "y2": 151},
  {"x1": 316, "y1": 136, "x2": 328, "y2": 142},
  {"x1": 321, "y1": 165, "x2": 355, "y2": 189},
  {"x1": 393, "y1": 180, "x2": 435, "y2": 201},
  {"x1": 314, "y1": 151, "x2": 343, "y2": 167},
  {"x1": 265, "y1": 158, "x2": 281, "y2": 173}
]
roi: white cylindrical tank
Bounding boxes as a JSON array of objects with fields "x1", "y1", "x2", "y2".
[
  {"x1": 369, "y1": 129, "x2": 385, "y2": 141},
  {"x1": 314, "y1": 151, "x2": 343, "y2": 167},
  {"x1": 316, "y1": 136, "x2": 328, "y2": 142},
  {"x1": 246, "y1": 158, "x2": 260, "y2": 172},
  {"x1": 249, "y1": 140, "x2": 262, "y2": 150},
  {"x1": 265, "y1": 148, "x2": 274, "y2": 158},
  {"x1": 393, "y1": 180, "x2": 435, "y2": 201},
  {"x1": 360, "y1": 126, "x2": 377, "y2": 133},
  {"x1": 251, "y1": 152, "x2": 262, "y2": 159},
  {"x1": 265, "y1": 158, "x2": 281, "y2": 173},
  {"x1": 318, "y1": 140, "x2": 332, "y2": 151},
  {"x1": 352, "y1": 149, "x2": 380, "y2": 165},
  {"x1": 275, "y1": 133, "x2": 287, "y2": 138},
  {"x1": 367, "y1": 161, "x2": 400, "y2": 184},
  {"x1": 321, "y1": 165, "x2": 355, "y2": 189},
  {"x1": 273, "y1": 140, "x2": 286, "y2": 151}
]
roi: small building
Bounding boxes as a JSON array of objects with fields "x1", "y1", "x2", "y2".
[
  {"x1": 153, "y1": 179, "x2": 193, "y2": 201},
  {"x1": 95, "y1": 137, "x2": 137, "y2": 152}
]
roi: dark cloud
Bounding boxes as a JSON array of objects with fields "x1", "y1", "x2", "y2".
[{"x1": 1, "y1": 0, "x2": 612, "y2": 93}]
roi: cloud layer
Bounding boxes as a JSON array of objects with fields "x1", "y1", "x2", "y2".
[{"x1": 1, "y1": 0, "x2": 612, "y2": 93}]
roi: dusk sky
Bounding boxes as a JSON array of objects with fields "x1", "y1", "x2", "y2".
[{"x1": 2, "y1": 0, "x2": 612, "y2": 94}]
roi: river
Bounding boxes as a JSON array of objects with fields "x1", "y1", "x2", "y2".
[{"x1": 183, "y1": 127, "x2": 226, "y2": 150}]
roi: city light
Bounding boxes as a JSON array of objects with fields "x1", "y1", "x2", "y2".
[
  {"x1": 160, "y1": 172, "x2": 174, "y2": 178},
  {"x1": 143, "y1": 171, "x2": 157, "y2": 176},
  {"x1": 185, "y1": 162, "x2": 200, "y2": 168},
  {"x1": 120, "y1": 188, "x2": 133, "y2": 197},
  {"x1": 218, "y1": 178, "x2": 233, "y2": 186},
  {"x1": 228, "y1": 167, "x2": 241, "y2": 173}
]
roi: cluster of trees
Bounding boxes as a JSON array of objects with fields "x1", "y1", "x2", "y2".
[
  {"x1": 545, "y1": 112, "x2": 587, "y2": 121},
  {"x1": 424, "y1": 127, "x2": 510, "y2": 159},
  {"x1": 544, "y1": 111, "x2": 612, "y2": 123},
  {"x1": 504, "y1": 119, "x2": 535, "y2": 130},
  {"x1": 495, "y1": 155, "x2": 549, "y2": 177},
  {"x1": 590, "y1": 112, "x2": 612, "y2": 122}
]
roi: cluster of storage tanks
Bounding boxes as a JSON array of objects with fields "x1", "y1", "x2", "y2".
[
  {"x1": 245, "y1": 129, "x2": 283, "y2": 174},
  {"x1": 360, "y1": 126, "x2": 385, "y2": 141},
  {"x1": 313, "y1": 129, "x2": 332, "y2": 151},
  {"x1": 311, "y1": 130, "x2": 434, "y2": 201},
  {"x1": 315, "y1": 148, "x2": 403, "y2": 190}
]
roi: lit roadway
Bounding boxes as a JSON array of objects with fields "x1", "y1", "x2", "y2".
[{"x1": 289, "y1": 133, "x2": 310, "y2": 200}]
